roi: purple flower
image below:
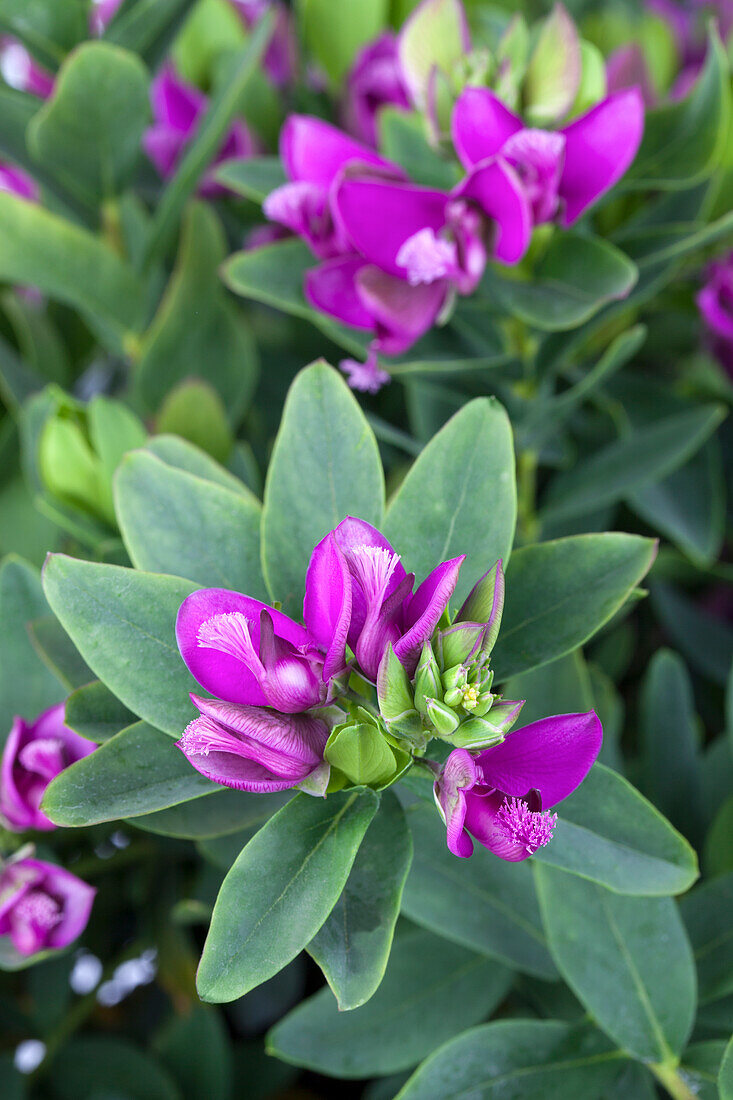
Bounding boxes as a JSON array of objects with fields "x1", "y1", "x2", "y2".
[
  {"x1": 89, "y1": 0, "x2": 124, "y2": 35},
  {"x1": 143, "y1": 65, "x2": 256, "y2": 196},
  {"x1": 434, "y1": 711, "x2": 602, "y2": 859},
  {"x1": 0, "y1": 705, "x2": 96, "y2": 833},
  {"x1": 263, "y1": 114, "x2": 398, "y2": 259},
  {"x1": 179, "y1": 695, "x2": 330, "y2": 793},
  {"x1": 452, "y1": 86, "x2": 645, "y2": 227},
  {"x1": 343, "y1": 33, "x2": 411, "y2": 147},
  {"x1": 0, "y1": 39, "x2": 54, "y2": 98},
  {"x1": 606, "y1": 45, "x2": 658, "y2": 108},
  {"x1": 229, "y1": 0, "x2": 297, "y2": 87},
  {"x1": 0, "y1": 857, "x2": 95, "y2": 957},
  {"x1": 698, "y1": 252, "x2": 733, "y2": 376},
  {"x1": 309, "y1": 517, "x2": 464, "y2": 682},
  {"x1": 0, "y1": 163, "x2": 39, "y2": 203},
  {"x1": 176, "y1": 590, "x2": 347, "y2": 714}
]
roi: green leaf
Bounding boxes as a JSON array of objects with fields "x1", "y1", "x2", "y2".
[
  {"x1": 541, "y1": 405, "x2": 725, "y2": 524},
  {"x1": 0, "y1": 193, "x2": 143, "y2": 353},
  {"x1": 629, "y1": 439, "x2": 725, "y2": 566},
  {"x1": 378, "y1": 109, "x2": 459, "y2": 190},
  {"x1": 535, "y1": 864, "x2": 696, "y2": 1062},
  {"x1": 0, "y1": 555, "x2": 64, "y2": 737},
  {"x1": 638, "y1": 649, "x2": 704, "y2": 844},
  {"x1": 651, "y1": 582, "x2": 733, "y2": 686},
  {"x1": 481, "y1": 234, "x2": 638, "y2": 331},
  {"x1": 215, "y1": 156, "x2": 286, "y2": 202},
  {"x1": 627, "y1": 28, "x2": 730, "y2": 189},
  {"x1": 114, "y1": 450, "x2": 267, "y2": 598},
  {"x1": 28, "y1": 42, "x2": 150, "y2": 204},
  {"x1": 721, "y1": 1036, "x2": 733, "y2": 1100},
  {"x1": 222, "y1": 238, "x2": 370, "y2": 357},
  {"x1": 261, "y1": 361, "x2": 384, "y2": 614},
  {"x1": 136, "y1": 203, "x2": 258, "y2": 424},
  {"x1": 145, "y1": 434, "x2": 251, "y2": 496},
  {"x1": 533, "y1": 763, "x2": 699, "y2": 895},
  {"x1": 492, "y1": 534, "x2": 657, "y2": 681},
  {"x1": 104, "y1": 0, "x2": 197, "y2": 69},
  {"x1": 65, "y1": 680, "x2": 137, "y2": 743},
  {"x1": 28, "y1": 614, "x2": 94, "y2": 690},
  {"x1": 41, "y1": 721, "x2": 218, "y2": 827},
  {"x1": 197, "y1": 790, "x2": 379, "y2": 1001},
  {"x1": 298, "y1": 0, "x2": 389, "y2": 84},
  {"x1": 143, "y1": 16, "x2": 273, "y2": 265},
  {"x1": 42, "y1": 555, "x2": 199, "y2": 736},
  {"x1": 154, "y1": 1004, "x2": 231, "y2": 1100},
  {"x1": 503, "y1": 651, "x2": 594, "y2": 728},
  {"x1": 308, "y1": 792, "x2": 413, "y2": 1010},
  {"x1": 130, "y1": 788, "x2": 290, "y2": 839},
  {"x1": 155, "y1": 381, "x2": 233, "y2": 464},
  {"x1": 384, "y1": 398, "x2": 516, "y2": 605},
  {"x1": 401, "y1": 798, "x2": 557, "y2": 979},
  {"x1": 680, "y1": 873, "x2": 733, "y2": 1005},
  {"x1": 49, "y1": 1037, "x2": 181, "y2": 1100},
  {"x1": 395, "y1": 1020, "x2": 622, "y2": 1099},
  {"x1": 0, "y1": 0, "x2": 87, "y2": 68},
  {"x1": 268, "y1": 928, "x2": 513, "y2": 1077}
]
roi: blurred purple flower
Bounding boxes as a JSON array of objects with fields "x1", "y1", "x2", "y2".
[
  {"x1": 606, "y1": 45, "x2": 658, "y2": 107},
  {"x1": 343, "y1": 33, "x2": 411, "y2": 147},
  {"x1": 698, "y1": 252, "x2": 733, "y2": 376},
  {"x1": 229, "y1": 0, "x2": 297, "y2": 86},
  {"x1": 434, "y1": 711, "x2": 602, "y2": 859},
  {"x1": 0, "y1": 39, "x2": 54, "y2": 97},
  {"x1": 452, "y1": 86, "x2": 645, "y2": 227},
  {"x1": 0, "y1": 704, "x2": 95, "y2": 833},
  {"x1": 0, "y1": 857, "x2": 95, "y2": 957},
  {"x1": 0, "y1": 163, "x2": 39, "y2": 203},
  {"x1": 90, "y1": 0, "x2": 124, "y2": 35},
  {"x1": 310, "y1": 517, "x2": 464, "y2": 682},
  {"x1": 143, "y1": 65, "x2": 256, "y2": 196}
]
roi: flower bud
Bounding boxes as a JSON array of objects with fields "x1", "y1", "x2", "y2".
[
  {"x1": 425, "y1": 698, "x2": 461, "y2": 738},
  {"x1": 451, "y1": 699, "x2": 525, "y2": 749},
  {"x1": 413, "y1": 641, "x2": 442, "y2": 717},
  {"x1": 377, "y1": 645, "x2": 421, "y2": 737},
  {"x1": 438, "y1": 622, "x2": 485, "y2": 669},
  {"x1": 324, "y1": 709, "x2": 408, "y2": 788},
  {"x1": 523, "y1": 3, "x2": 581, "y2": 126},
  {"x1": 456, "y1": 560, "x2": 505, "y2": 660}
]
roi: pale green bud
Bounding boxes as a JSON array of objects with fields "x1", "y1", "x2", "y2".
[{"x1": 425, "y1": 698, "x2": 461, "y2": 737}]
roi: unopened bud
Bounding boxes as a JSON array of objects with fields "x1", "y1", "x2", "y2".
[
  {"x1": 414, "y1": 641, "x2": 442, "y2": 716},
  {"x1": 425, "y1": 698, "x2": 461, "y2": 737}
]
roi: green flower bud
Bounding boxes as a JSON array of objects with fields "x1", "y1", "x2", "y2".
[
  {"x1": 325, "y1": 714, "x2": 402, "y2": 788},
  {"x1": 457, "y1": 561, "x2": 505, "y2": 660},
  {"x1": 438, "y1": 622, "x2": 485, "y2": 669},
  {"x1": 414, "y1": 641, "x2": 442, "y2": 716},
  {"x1": 452, "y1": 699, "x2": 525, "y2": 749},
  {"x1": 442, "y1": 663, "x2": 467, "y2": 694},
  {"x1": 425, "y1": 698, "x2": 461, "y2": 738},
  {"x1": 569, "y1": 40, "x2": 606, "y2": 118},
  {"x1": 523, "y1": 3, "x2": 582, "y2": 126}
]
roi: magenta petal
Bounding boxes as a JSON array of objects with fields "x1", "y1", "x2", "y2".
[
  {"x1": 454, "y1": 158, "x2": 532, "y2": 265},
  {"x1": 396, "y1": 556, "x2": 464, "y2": 674},
  {"x1": 334, "y1": 517, "x2": 406, "y2": 643},
  {"x1": 463, "y1": 788, "x2": 532, "y2": 862},
  {"x1": 477, "y1": 711, "x2": 603, "y2": 808},
  {"x1": 304, "y1": 532, "x2": 353, "y2": 680},
  {"x1": 281, "y1": 115, "x2": 394, "y2": 186},
  {"x1": 143, "y1": 126, "x2": 186, "y2": 178},
  {"x1": 356, "y1": 265, "x2": 447, "y2": 355},
  {"x1": 333, "y1": 176, "x2": 449, "y2": 278},
  {"x1": 606, "y1": 45, "x2": 656, "y2": 108},
  {"x1": 41, "y1": 864, "x2": 96, "y2": 950},
  {"x1": 559, "y1": 89, "x2": 645, "y2": 226},
  {"x1": 435, "y1": 748, "x2": 477, "y2": 858},
  {"x1": 0, "y1": 164, "x2": 39, "y2": 203},
  {"x1": 451, "y1": 87, "x2": 523, "y2": 169},
  {"x1": 305, "y1": 257, "x2": 375, "y2": 329},
  {"x1": 176, "y1": 589, "x2": 311, "y2": 706},
  {"x1": 151, "y1": 65, "x2": 205, "y2": 132}
]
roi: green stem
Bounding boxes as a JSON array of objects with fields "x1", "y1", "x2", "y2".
[{"x1": 651, "y1": 1061, "x2": 698, "y2": 1100}]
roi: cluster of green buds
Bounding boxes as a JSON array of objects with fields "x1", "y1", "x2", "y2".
[{"x1": 378, "y1": 561, "x2": 524, "y2": 754}]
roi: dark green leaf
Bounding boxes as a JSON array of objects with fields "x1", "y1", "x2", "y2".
[
  {"x1": 215, "y1": 156, "x2": 286, "y2": 202},
  {"x1": 680, "y1": 873, "x2": 733, "y2": 1005},
  {"x1": 308, "y1": 791, "x2": 413, "y2": 1010},
  {"x1": 28, "y1": 613, "x2": 93, "y2": 690},
  {"x1": 49, "y1": 1037, "x2": 181, "y2": 1100},
  {"x1": 269, "y1": 928, "x2": 513, "y2": 1077},
  {"x1": 154, "y1": 1004, "x2": 231, "y2": 1100},
  {"x1": 65, "y1": 680, "x2": 137, "y2": 743},
  {"x1": 131, "y1": 788, "x2": 290, "y2": 839},
  {"x1": 104, "y1": 0, "x2": 197, "y2": 69},
  {"x1": 651, "y1": 582, "x2": 733, "y2": 686},
  {"x1": 197, "y1": 790, "x2": 379, "y2": 1001},
  {"x1": 721, "y1": 1036, "x2": 733, "y2": 1100}
]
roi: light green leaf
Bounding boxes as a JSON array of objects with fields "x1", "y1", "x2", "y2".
[
  {"x1": 308, "y1": 792, "x2": 413, "y2": 1010},
  {"x1": 298, "y1": 0, "x2": 389, "y2": 84},
  {"x1": 215, "y1": 155, "x2": 286, "y2": 202},
  {"x1": 384, "y1": 398, "x2": 516, "y2": 605},
  {"x1": 261, "y1": 361, "x2": 384, "y2": 614},
  {"x1": 197, "y1": 790, "x2": 379, "y2": 1001},
  {"x1": 535, "y1": 864, "x2": 696, "y2": 1062}
]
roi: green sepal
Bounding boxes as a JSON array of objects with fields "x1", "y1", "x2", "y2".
[
  {"x1": 569, "y1": 40, "x2": 606, "y2": 118},
  {"x1": 523, "y1": 2, "x2": 581, "y2": 125},
  {"x1": 442, "y1": 663, "x2": 468, "y2": 694},
  {"x1": 438, "y1": 621, "x2": 486, "y2": 669},
  {"x1": 324, "y1": 711, "x2": 404, "y2": 788},
  {"x1": 457, "y1": 560, "x2": 505, "y2": 660},
  {"x1": 414, "y1": 641, "x2": 442, "y2": 716},
  {"x1": 377, "y1": 644, "x2": 416, "y2": 722},
  {"x1": 450, "y1": 717, "x2": 506, "y2": 751},
  {"x1": 425, "y1": 697, "x2": 460, "y2": 737}
]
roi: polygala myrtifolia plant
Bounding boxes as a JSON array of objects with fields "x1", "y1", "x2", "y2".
[{"x1": 12, "y1": 359, "x2": 713, "y2": 1099}]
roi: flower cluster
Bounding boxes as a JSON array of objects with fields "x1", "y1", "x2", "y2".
[
  {"x1": 0, "y1": 705, "x2": 97, "y2": 959},
  {"x1": 261, "y1": 0, "x2": 644, "y2": 391},
  {"x1": 176, "y1": 519, "x2": 602, "y2": 863}
]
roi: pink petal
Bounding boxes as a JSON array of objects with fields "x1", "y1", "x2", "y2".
[
  {"x1": 333, "y1": 176, "x2": 449, "y2": 278},
  {"x1": 151, "y1": 65, "x2": 205, "y2": 132},
  {"x1": 453, "y1": 159, "x2": 532, "y2": 265},
  {"x1": 559, "y1": 89, "x2": 645, "y2": 226},
  {"x1": 463, "y1": 788, "x2": 533, "y2": 862},
  {"x1": 356, "y1": 265, "x2": 447, "y2": 355},
  {"x1": 281, "y1": 115, "x2": 394, "y2": 186},
  {"x1": 305, "y1": 257, "x2": 375, "y2": 329},
  {"x1": 477, "y1": 710, "x2": 603, "y2": 808},
  {"x1": 396, "y1": 556, "x2": 464, "y2": 674},
  {"x1": 143, "y1": 126, "x2": 186, "y2": 178},
  {"x1": 304, "y1": 532, "x2": 353, "y2": 680},
  {"x1": 176, "y1": 589, "x2": 311, "y2": 706},
  {"x1": 435, "y1": 748, "x2": 477, "y2": 858},
  {"x1": 333, "y1": 517, "x2": 406, "y2": 644},
  {"x1": 451, "y1": 87, "x2": 523, "y2": 169}
]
